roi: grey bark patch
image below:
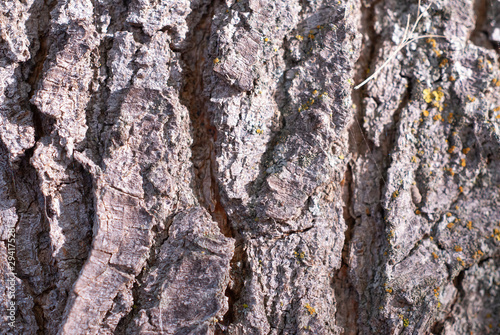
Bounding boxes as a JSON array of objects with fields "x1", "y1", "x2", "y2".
[{"x1": 0, "y1": 0, "x2": 499, "y2": 334}]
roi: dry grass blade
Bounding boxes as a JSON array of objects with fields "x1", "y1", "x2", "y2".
[{"x1": 354, "y1": 0, "x2": 446, "y2": 90}]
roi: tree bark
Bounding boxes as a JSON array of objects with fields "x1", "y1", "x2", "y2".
[{"x1": 1, "y1": 0, "x2": 499, "y2": 334}]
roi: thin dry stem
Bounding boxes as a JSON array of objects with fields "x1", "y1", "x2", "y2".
[{"x1": 354, "y1": 0, "x2": 445, "y2": 90}]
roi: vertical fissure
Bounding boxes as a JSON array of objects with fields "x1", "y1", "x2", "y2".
[
  {"x1": 178, "y1": 1, "x2": 244, "y2": 332},
  {"x1": 179, "y1": 0, "x2": 232, "y2": 238},
  {"x1": 470, "y1": 0, "x2": 494, "y2": 49},
  {"x1": 15, "y1": 1, "x2": 56, "y2": 333},
  {"x1": 333, "y1": 165, "x2": 359, "y2": 335}
]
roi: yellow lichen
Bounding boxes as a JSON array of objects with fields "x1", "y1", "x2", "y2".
[
  {"x1": 455, "y1": 246, "x2": 463, "y2": 252},
  {"x1": 447, "y1": 222, "x2": 454, "y2": 229},
  {"x1": 432, "y1": 252, "x2": 438, "y2": 259},
  {"x1": 304, "y1": 303, "x2": 316, "y2": 315},
  {"x1": 433, "y1": 88, "x2": 444, "y2": 101},
  {"x1": 423, "y1": 88, "x2": 433, "y2": 103},
  {"x1": 467, "y1": 221, "x2": 472, "y2": 230}
]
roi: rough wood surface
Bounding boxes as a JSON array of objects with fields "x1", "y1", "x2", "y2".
[{"x1": 0, "y1": 0, "x2": 499, "y2": 334}]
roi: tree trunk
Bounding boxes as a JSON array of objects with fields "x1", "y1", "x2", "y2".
[{"x1": 1, "y1": 0, "x2": 499, "y2": 333}]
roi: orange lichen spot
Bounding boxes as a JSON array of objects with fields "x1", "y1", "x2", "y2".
[
  {"x1": 312, "y1": 89, "x2": 318, "y2": 95},
  {"x1": 256, "y1": 128, "x2": 263, "y2": 134},
  {"x1": 304, "y1": 303, "x2": 316, "y2": 315},
  {"x1": 446, "y1": 212, "x2": 452, "y2": 217},
  {"x1": 392, "y1": 190, "x2": 399, "y2": 198},
  {"x1": 455, "y1": 246, "x2": 463, "y2": 252},
  {"x1": 433, "y1": 114, "x2": 443, "y2": 121},
  {"x1": 386, "y1": 288, "x2": 393, "y2": 293},
  {"x1": 213, "y1": 57, "x2": 220, "y2": 64},
  {"x1": 439, "y1": 58, "x2": 449, "y2": 68},
  {"x1": 415, "y1": 209, "x2": 421, "y2": 215},
  {"x1": 473, "y1": 250, "x2": 484, "y2": 259},
  {"x1": 434, "y1": 288, "x2": 439, "y2": 297},
  {"x1": 462, "y1": 147, "x2": 471, "y2": 154},
  {"x1": 494, "y1": 228, "x2": 500, "y2": 241},
  {"x1": 461, "y1": 158, "x2": 466, "y2": 167},
  {"x1": 411, "y1": 156, "x2": 417, "y2": 163},
  {"x1": 296, "y1": 35, "x2": 304, "y2": 41},
  {"x1": 264, "y1": 37, "x2": 269, "y2": 42},
  {"x1": 467, "y1": 95, "x2": 476, "y2": 102},
  {"x1": 447, "y1": 222, "x2": 455, "y2": 229},
  {"x1": 366, "y1": 208, "x2": 371, "y2": 215},
  {"x1": 430, "y1": 236, "x2": 434, "y2": 240},
  {"x1": 422, "y1": 110, "x2": 429, "y2": 117},
  {"x1": 449, "y1": 75, "x2": 456, "y2": 81},
  {"x1": 308, "y1": 33, "x2": 315, "y2": 39},
  {"x1": 427, "y1": 38, "x2": 437, "y2": 48},
  {"x1": 466, "y1": 221, "x2": 472, "y2": 230},
  {"x1": 459, "y1": 186, "x2": 464, "y2": 193},
  {"x1": 432, "y1": 252, "x2": 438, "y2": 259},
  {"x1": 493, "y1": 78, "x2": 497, "y2": 84},
  {"x1": 448, "y1": 146, "x2": 456, "y2": 154},
  {"x1": 457, "y1": 256, "x2": 462, "y2": 262}
]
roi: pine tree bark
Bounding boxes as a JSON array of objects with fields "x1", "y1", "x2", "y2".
[{"x1": 1, "y1": 0, "x2": 499, "y2": 334}]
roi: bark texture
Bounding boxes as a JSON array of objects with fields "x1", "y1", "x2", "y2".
[{"x1": 0, "y1": 0, "x2": 499, "y2": 334}]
